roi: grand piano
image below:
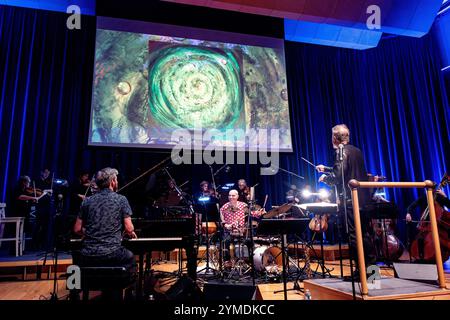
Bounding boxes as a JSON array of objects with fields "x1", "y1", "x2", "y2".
[{"x1": 70, "y1": 216, "x2": 197, "y2": 299}]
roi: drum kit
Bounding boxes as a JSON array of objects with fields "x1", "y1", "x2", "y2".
[
  {"x1": 194, "y1": 202, "x2": 299, "y2": 281},
  {"x1": 194, "y1": 200, "x2": 340, "y2": 284}
]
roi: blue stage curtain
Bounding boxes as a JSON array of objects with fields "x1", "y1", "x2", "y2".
[
  {"x1": 1, "y1": 6, "x2": 449, "y2": 243},
  {"x1": 266, "y1": 34, "x2": 450, "y2": 237}
]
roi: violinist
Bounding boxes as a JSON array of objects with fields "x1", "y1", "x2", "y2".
[
  {"x1": 156, "y1": 179, "x2": 187, "y2": 207},
  {"x1": 35, "y1": 168, "x2": 52, "y2": 190},
  {"x1": 197, "y1": 181, "x2": 218, "y2": 198},
  {"x1": 12, "y1": 176, "x2": 39, "y2": 218},
  {"x1": 70, "y1": 172, "x2": 93, "y2": 216},
  {"x1": 236, "y1": 179, "x2": 250, "y2": 203},
  {"x1": 12, "y1": 175, "x2": 52, "y2": 251}
]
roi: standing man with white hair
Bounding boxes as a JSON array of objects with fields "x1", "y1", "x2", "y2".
[{"x1": 316, "y1": 124, "x2": 376, "y2": 275}]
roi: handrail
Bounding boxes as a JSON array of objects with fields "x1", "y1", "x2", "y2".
[{"x1": 348, "y1": 179, "x2": 446, "y2": 298}]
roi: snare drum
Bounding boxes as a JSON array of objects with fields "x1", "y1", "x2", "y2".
[{"x1": 253, "y1": 246, "x2": 283, "y2": 272}]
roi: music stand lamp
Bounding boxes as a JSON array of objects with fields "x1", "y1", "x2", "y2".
[{"x1": 196, "y1": 196, "x2": 219, "y2": 278}]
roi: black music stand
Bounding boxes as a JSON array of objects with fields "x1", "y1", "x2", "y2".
[
  {"x1": 196, "y1": 197, "x2": 220, "y2": 278},
  {"x1": 256, "y1": 218, "x2": 309, "y2": 300}
]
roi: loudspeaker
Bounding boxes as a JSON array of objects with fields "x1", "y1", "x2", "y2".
[
  {"x1": 393, "y1": 263, "x2": 438, "y2": 283},
  {"x1": 202, "y1": 282, "x2": 257, "y2": 301},
  {"x1": 165, "y1": 275, "x2": 203, "y2": 301}
]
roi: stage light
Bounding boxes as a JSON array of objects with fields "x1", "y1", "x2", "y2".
[
  {"x1": 318, "y1": 188, "x2": 330, "y2": 200},
  {"x1": 198, "y1": 196, "x2": 210, "y2": 202},
  {"x1": 301, "y1": 189, "x2": 312, "y2": 199}
]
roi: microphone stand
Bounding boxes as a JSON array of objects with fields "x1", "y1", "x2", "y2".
[
  {"x1": 339, "y1": 147, "x2": 357, "y2": 300},
  {"x1": 209, "y1": 165, "x2": 224, "y2": 280},
  {"x1": 246, "y1": 189, "x2": 257, "y2": 287},
  {"x1": 163, "y1": 168, "x2": 199, "y2": 280}
]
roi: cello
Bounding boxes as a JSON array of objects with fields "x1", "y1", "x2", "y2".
[{"x1": 409, "y1": 173, "x2": 450, "y2": 262}]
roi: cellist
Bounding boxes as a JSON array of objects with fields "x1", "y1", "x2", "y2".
[
  {"x1": 406, "y1": 178, "x2": 450, "y2": 261},
  {"x1": 406, "y1": 189, "x2": 450, "y2": 224}
]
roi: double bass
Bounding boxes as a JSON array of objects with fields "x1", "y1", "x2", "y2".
[
  {"x1": 368, "y1": 174, "x2": 404, "y2": 261},
  {"x1": 409, "y1": 173, "x2": 450, "y2": 262}
]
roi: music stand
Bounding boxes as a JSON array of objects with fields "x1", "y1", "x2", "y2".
[
  {"x1": 256, "y1": 218, "x2": 309, "y2": 300},
  {"x1": 196, "y1": 197, "x2": 220, "y2": 278}
]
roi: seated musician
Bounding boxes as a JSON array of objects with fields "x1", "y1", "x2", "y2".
[
  {"x1": 11, "y1": 176, "x2": 39, "y2": 250},
  {"x1": 70, "y1": 172, "x2": 93, "y2": 216},
  {"x1": 13, "y1": 175, "x2": 39, "y2": 217},
  {"x1": 219, "y1": 190, "x2": 263, "y2": 261},
  {"x1": 406, "y1": 189, "x2": 450, "y2": 223},
  {"x1": 73, "y1": 167, "x2": 137, "y2": 279},
  {"x1": 156, "y1": 178, "x2": 187, "y2": 208},
  {"x1": 236, "y1": 179, "x2": 250, "y2": 203},
  {"x1": 198, "y1": 181, "x2": 216, "y2": 197}
]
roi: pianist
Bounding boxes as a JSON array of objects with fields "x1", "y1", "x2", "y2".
[{"x1": 73, "y1": 167, "x2": 137, "y2": 276}]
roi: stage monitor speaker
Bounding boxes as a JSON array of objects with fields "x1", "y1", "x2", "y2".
[
  {"x1": 203, "y1": 282, "x2": 257, "y2": 301},
  {"x1": 393, "y1": 263, "x2": 438, "y2": 284},
  {"x1": 165, "y1": 275, "x2": 203, "y2": 301}
]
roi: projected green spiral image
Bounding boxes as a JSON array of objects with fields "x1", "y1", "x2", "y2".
[
  {"x1": 148, "y1": 45, "x2": 243, "y2": 129},
  {"x1": 90, "y1": 28, "x2": 291, "y2": 150}
]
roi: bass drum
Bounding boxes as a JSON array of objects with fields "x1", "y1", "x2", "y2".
[{"x1": 253, "y1": 246, "x2": 283, "y2": 272}]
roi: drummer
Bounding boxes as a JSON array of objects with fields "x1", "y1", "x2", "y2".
[
  {"x1": 220, "y1": 190, "x2": 264, "y2": 231},
  {"x1": 220, "y1": 189, "x2": 264, "y2": 261}
]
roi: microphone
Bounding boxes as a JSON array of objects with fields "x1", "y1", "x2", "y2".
[{"x1": 338, "y1": 144, "x2": 344, "y2": 161}]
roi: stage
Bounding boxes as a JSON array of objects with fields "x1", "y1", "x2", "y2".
[{"x1": 1, "y1": 249, "x2": 450, "y2": 301}]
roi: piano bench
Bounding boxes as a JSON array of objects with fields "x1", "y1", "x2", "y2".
[{"x1": 79, "y1": 267, "x2": 136, "y2": 301}]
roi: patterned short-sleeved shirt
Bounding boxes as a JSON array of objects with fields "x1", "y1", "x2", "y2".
[
  {"x1": 220, "y1": 201, "x2": 250, "y2": 229},
  {"x1": 78, "y1": 189, "x2": 132, "y2": 256}
]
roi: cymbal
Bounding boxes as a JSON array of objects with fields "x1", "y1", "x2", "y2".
[{"x1": 263, "y1": 203, "x2": 293, "y2": 219}]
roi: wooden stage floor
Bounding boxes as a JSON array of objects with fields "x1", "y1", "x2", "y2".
[{"x1": 1, "y1": 257, "x2": 450, "y2": 300}]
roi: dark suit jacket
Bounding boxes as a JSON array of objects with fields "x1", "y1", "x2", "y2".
[{"x1": 322, "y1": 144, "x2": 371, "y2": 207}]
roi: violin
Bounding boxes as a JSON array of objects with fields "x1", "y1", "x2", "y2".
[
  {"x1": 309, "y1": 213, "x2": 328, "y2": 232},
  {"x1": 24, "y1": 187, "x2": 52, "y2": 201}
]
